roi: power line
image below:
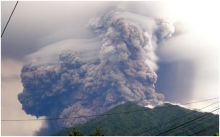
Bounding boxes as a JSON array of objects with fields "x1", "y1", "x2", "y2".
[
  {"x1": 1, "y1": 97, "x2": 218, "y2": 122},
  {"x1": 181, "y1": 97, "x2": 218, "y2": 105},
  {"x1": 137, "y1": 101, "x2": 219, "y2": 135},
  {"x1": 1, "y1": 1, "x2": 19, "y2": 38},
  {"x1": 176, "y1": 116, "x2": 218, "y2": 136},
  {"x1": 138, "y1": 101, "x2": 219, "y2": 135},
  {"x1": 1, "y1": 108, "x2": 152, "y2": 122},
  {"x1": 155, "y1": 107, "x2": 219, "y2": 136},
  {"x1": 157, "y1": 107, "x2": 219, "y2": 136},
  {"x1": 189, "y1": 124, "x2": 218, "y2": 136},
  {"x1": 173, "y1": 102, "x2": 219, "y2": 136},
  {"x1": 170, "y1": 111, "x2": 218, "y2": 136}
]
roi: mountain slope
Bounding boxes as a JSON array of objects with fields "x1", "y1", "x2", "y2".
[{"x1": 55, "y1": 102, "x2": 219, "y2": 136}]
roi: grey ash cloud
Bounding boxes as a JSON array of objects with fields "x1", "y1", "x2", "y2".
[{"x1": 18, "y1": 9, "x2": 175, "y2": 134}]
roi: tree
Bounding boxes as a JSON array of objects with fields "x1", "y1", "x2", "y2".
[
  {"x1": 214, "y1": 132, "x2": 219, "y2": 136},
  {"x1": 90, "y1": 128, "x2": 104, "y2": 136},
  {"x1": 68, "y1": 128, "x2": 83, "y2": 136}
]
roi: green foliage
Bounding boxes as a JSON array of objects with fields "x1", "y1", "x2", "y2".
[
  {"x1": 90, "y1": 128, "x2": 104, "y2": 136},
  {"x1": 67, "y1": 128, "x2": 83, "y2": 136},
  {"x1": 55, "y1": 102, "x2": 219, "y2": 136},
  {"x1": 214, "y1": 132, "x2": 219, "y2": 136}
]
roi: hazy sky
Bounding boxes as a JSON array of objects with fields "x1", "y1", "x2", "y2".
[{"x1": 1, "y1": 1, "x2": 219, "y2": 135}]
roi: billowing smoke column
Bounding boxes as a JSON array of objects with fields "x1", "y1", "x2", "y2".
[{"x1": 18, "y1": 9, "x2": 175, "y2": 134}]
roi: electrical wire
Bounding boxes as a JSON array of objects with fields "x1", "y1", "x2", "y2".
[
  {"x1": 189, "y1": 124, "x2": 218, "y2": 136},
  {"x1": 1, "y1": 1, "x2": 19, "y2": 37},
  {"x1": 1, "y1": 97, "x2": 218, "y2": 122},
  {"x1": 156, "y1": 107, "x2": 219, "y2": 136},
  {"x1": 137, "y1": 101, "x2": 219, "y2": 135}
]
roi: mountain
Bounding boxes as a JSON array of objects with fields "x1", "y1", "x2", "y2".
[{"x1": 54, "y1": 102, "x2": 219, "y2": 136}]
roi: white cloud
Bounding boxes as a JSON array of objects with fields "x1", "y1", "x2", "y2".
[{"x1": 1, "y1": 59, "x2": 44, "y2": 135}]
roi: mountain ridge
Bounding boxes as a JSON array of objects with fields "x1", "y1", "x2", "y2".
[{"x1": 54, "y1": 102, "x2": 219, "y2": 136}]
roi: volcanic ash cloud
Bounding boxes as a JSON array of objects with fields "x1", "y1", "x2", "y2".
[{"x1": 18, "y1": 9, "x2": 175, "y2": 132}]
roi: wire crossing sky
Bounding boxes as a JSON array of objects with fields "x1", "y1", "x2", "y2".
[
  {"x1": 1, "y1": 1, "x2": 18, "y2": 37},
  {"x1": 137, "y1": 100, "x2": 219, "y2": 135},
  {"x1": 189, "y1": 124, "x2": 217, "y2": 136},
  {"x1": 1, "y1": 97, "x2": 218, "y2": 122},
  {"x1": 156, "y1": 108, "x2": 219, "y2": 136}
]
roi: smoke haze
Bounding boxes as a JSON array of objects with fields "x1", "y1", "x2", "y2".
[{"x1": 18, "y1": 9, "x2": 174, "y2": 134}]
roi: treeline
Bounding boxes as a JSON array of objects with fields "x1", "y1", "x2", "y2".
[{"x1": 67, "y1": 128, "x2": 104, "y2": 136}]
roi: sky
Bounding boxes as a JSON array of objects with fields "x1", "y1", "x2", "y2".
[{"x1": 1, "y1": 1, "x2": 219, "y2": 135}]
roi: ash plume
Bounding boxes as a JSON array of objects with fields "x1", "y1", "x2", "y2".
[{"x1": 18, "y1": 9, "x2": 175, "y2": 135}]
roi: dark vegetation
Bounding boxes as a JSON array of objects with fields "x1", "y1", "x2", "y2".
[{"x1": 54, "y1": 102, "x2": 219, "y2": 136}]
